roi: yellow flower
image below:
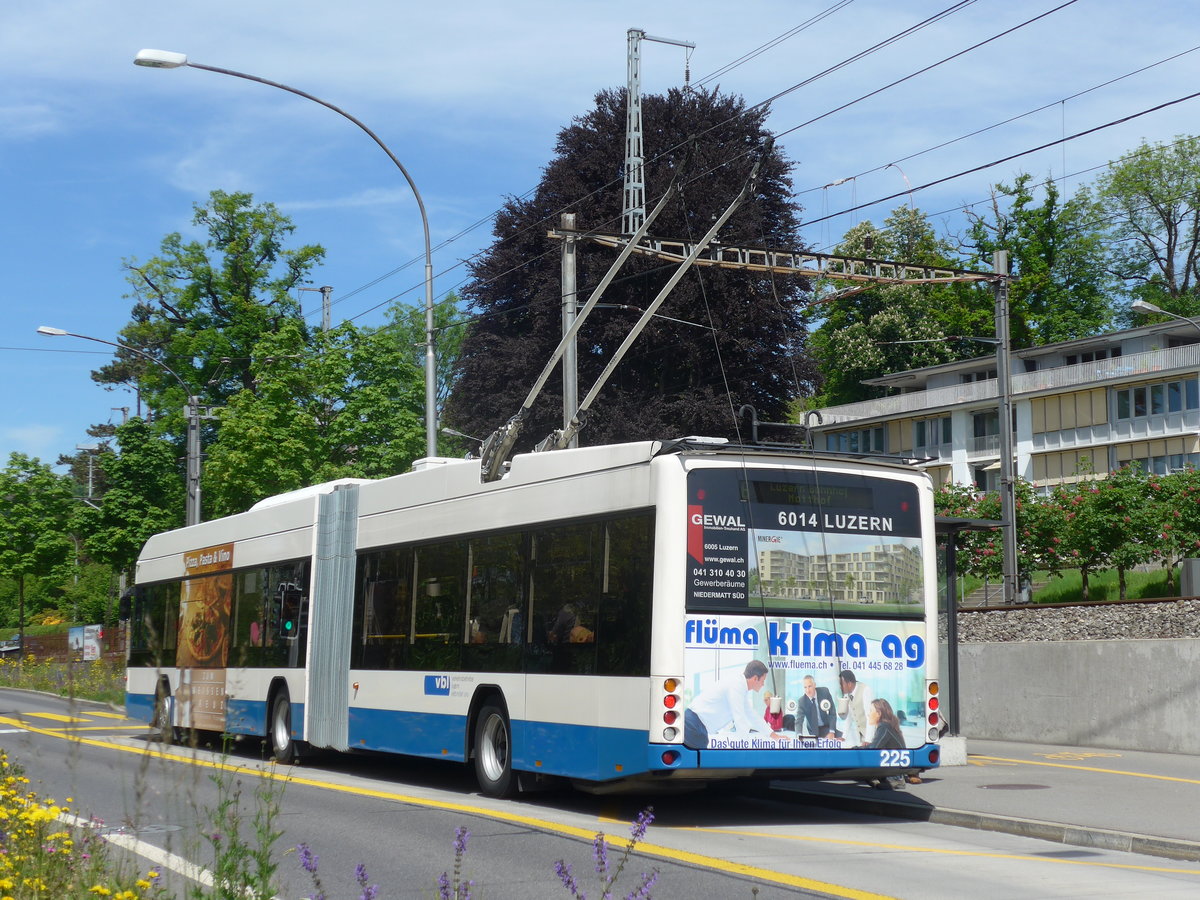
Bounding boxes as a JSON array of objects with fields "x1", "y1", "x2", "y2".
[
  {"x1": 135, "y1": 880, "x2": 151, "y2": 890},
  {"x1": 88, "y1": 887, "x2": 111, "y2": 896}
]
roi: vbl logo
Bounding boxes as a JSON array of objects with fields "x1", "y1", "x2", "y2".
[{"x1": 424, "y1": 674, "x2": 451, "y2": 696}]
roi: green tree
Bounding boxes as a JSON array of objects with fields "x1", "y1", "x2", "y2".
[
  {"x1": 1090, "y1": 464, "x2": 1159, "y2": 600},
  {"x1": 386, "y1": 294, "x2": 468, "y2": 418},
  {"x1": 1096, "y1": 136, "x2": 1200, "y2": 316},
  {"x1": 202, "y1": 310, "x2": 434, "y2": 517},
  {"x1": 1150, "y1": 466, "x2": 1200, "y2": 591},
  {"x1": 80, "y1": 418, "x2": 183, "y2": 573},
  {"x1": 446, "y1": 86, "x2": 818, "y2": 448},
  {"x1": 93, "y1": 190, "x2": 326, "y2": 466},
  {"x1": 83, "y1": 190, "x2": 326, "y2": 525},
  {"x1": 1050, "y1": 479, "x2": 1111, "y2": 601},
  {"x1": 0, "y1": 454, "x2": 77, "y2": 646},
  {"x1": 966, "y1": 173, "x2": 1113, "y2": 346},
  {"x1": 810, "y1": 208, "x2": 988, "y2": 406}
]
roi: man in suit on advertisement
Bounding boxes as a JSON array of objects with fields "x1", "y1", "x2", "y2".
[{"x1": 797, "y1": 674, "x2": 839, "y2": 738}]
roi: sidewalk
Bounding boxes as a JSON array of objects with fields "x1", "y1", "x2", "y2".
[{"x1": 775, "y1": 738, "x2": 1200, "y2": 861}]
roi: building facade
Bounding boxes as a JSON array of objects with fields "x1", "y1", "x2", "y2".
[{"x1": 810, "y1": 320, "x2": 1200, "y2": 493}]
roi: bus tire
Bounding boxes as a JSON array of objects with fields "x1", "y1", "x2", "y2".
[
  {"x1": 153, "y1": 685, "x2": 173, "y2": 743},
  {"x1": 269, "y1": 690, "x2": 298, "y2": 764},
  {"x1": 473, "y1": 702, "x2": 516, "y2": 798}
]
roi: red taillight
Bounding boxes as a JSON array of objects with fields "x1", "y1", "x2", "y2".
[
  {"x1": 663, "y1": 694, "x2": 678, "y2": 709},
  {"x1": 663, "y1": 710, "x2": 678, "y2": 724},
  {"x1": 928, "y1": 712, "x2": 939, "y2": 726},
  {"x1": 928, "y1": 696, "x2": 939, "y2": 711},
  {"x1": 661, "y1": 750, "x2": 680, "y2": 765}
]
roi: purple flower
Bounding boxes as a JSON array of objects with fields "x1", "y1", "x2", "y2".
[
  {"x1": 297, "y1": 842, "x2": 319, "y2": 875},
  {"x1": 355, "y1": 862, "x2": 379, "y2": 900},
  {"x1": 593, "y1": 834, "x2": 609, "y2": 877},
  {"x1": 630, "y1": 808, "x2": 654, "y2": 844},
  {"x1": 454, "y1": 827, "x2": 470, "y2": 856},
  {"x1": 554, "y1": 859, "x2": 585, "y2": 899},
  {"x1": 624, "y1": 869, "x2": 658, "y2": 900}
]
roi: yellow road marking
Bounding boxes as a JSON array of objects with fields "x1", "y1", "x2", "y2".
[
  {"x1": 967, "y1": 758, "x2": 1017, "y2": 768},
  {"x1": 82, "y1": 710, "x2": 131, "y2": 720},
  {"x1": 690, "y1": 826, "x2": 1200, "y2": 876},
  {"x1": 0, "y1": 714, "x2": 890, "y2": 900},
  {"x1": 1035, "y1": 751, "x2": 1122, "y2": 761},
  {"x1": 973, "y1": 755, "x2": 1200, "y2": 786},
  {"x1": 24, "y1": 712, "x2": 88, "y2": 723}
]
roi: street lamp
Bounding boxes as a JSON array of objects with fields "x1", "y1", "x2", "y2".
[
  {"x1": 1131, "y1": 299, "x2": 1200, "y2": 336},
  {"x1": 38, "y1": 326, "x2": 205, "y2": 527},
  {"x1": 133, "y1": 48, "x2": 439, "y2": 460}
]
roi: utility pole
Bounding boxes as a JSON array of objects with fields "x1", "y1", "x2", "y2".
[
  {"x1": 300, "y1": 285, "x2": 335, "y2": 331},
  {"x1": 623, "y1": 28, "x2": 694, "y2": 234},
  {"x1": 560, "y1": 213, "x2": 579, "y2": 447},
  {"x1": 994, "y1": 251, "x2": 1019, "y2": 605}
]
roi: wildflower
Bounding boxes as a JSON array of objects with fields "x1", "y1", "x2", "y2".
[
  {"x1": 554, "y1": 859, "x2": 583, "y2": 899},
  {"x1": 297, "y1": 842, "x2": 319, "y2": 874},
  {"x1": 88, "y1": 887, "x2": 112, "y2": 896},
  {"x1": 355, "y1": 862, "x2": 379, "y2": 900}
]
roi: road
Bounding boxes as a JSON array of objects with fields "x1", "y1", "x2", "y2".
[{"x1": 3, "y1": 688, "x2": 1199, "y2": 899}]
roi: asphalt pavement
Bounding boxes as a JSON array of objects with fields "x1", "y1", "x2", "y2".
[{"x1": 776, "y1": 737, "x2": 1200, "y2": 861}]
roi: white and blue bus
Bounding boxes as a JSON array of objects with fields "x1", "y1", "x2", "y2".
[{"x1": 126, "y1": 438, "x2": 942, "y2": 795}]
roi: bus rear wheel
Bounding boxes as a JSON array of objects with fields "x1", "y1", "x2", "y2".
[
  {"x1": 269, "y1": 690, "x2": 298, "y2": 764},
  {"x1": 153, "y1": 686, "x2": 173, "y2": 743},
  {"x1": 473, "y1": 703, "x2": 516, "y2": 798}
]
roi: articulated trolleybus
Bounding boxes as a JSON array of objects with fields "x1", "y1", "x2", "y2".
[{"x1": 127, "y1": 438, "x2": 942, "y2": 795}]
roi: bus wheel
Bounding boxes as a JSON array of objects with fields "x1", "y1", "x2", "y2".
[
  {"x1": 473, "y1": 703, "x2": 516, "y2": 798},
  {"x1": 269, "y1": 690, "x2": 297, "y2": 764},
  {"x1": 153, "y1": 686, "x2": 173, "y2": 743}
]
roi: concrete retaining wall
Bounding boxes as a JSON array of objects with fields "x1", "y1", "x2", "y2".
[{"x1": 955, "y1": 639, "x2": 1200, "y2": 755}]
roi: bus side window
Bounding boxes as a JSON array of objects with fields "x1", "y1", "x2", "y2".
[
  {"x1": 354, "y1": 547, "x2": 413, "y2": 670},
  {"x1": 412, "y1": 541, "x2": 466, "y2": 669}
]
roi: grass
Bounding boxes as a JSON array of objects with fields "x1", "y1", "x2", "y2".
[
  {"x1": 955, "y1": 567, "x2": 1178, "y2": 606},
  {"x1": 1030, "y1": 567, "x2": 1173, "y2": 604},
  {"x1": 0, "y1": 656, "x2": 126, "y2": 706}
]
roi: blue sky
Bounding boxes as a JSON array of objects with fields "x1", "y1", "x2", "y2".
[{"x1": 3, "y1": 0, "x2": 1198, "y2": 467}]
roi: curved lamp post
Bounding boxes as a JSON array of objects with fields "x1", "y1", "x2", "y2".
[
  {"x1": 134, "y1": 48, "x2": 438, "y2": 460},
  {"x1": 37, "y1": 326, "x2": 204, "y2": 527},
  {"x1": 1131, "y1": 298, "x2": 1200, "y2": 337}
]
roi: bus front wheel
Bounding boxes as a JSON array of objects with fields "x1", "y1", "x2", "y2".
[
  {"x1": 473, "y1": 703, "x2": 516, "y2": 798},
  {"x1": 269, "y1": 691, "x2": 297, "y2": 764}
]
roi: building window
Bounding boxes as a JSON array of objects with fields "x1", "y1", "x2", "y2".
[
  {"x1": 914, "y1": 416, "x2": 951, "y2": 452},
  {"x1": 1125, "y1": 453, "x2": 1200, "y2": 475},
  {"x1": 972, "y1": 465, "x2": 1000, "y2": 491},
  {"x1": 960, "y1": 369, "x2": 997, "y2": 384},
  {"x1": 1065, "y1": 347, "x2": 1121, "y2": 366},
  {"x1": 1114, "y1": 377, "x2": 1199, "y2": 421},
  {"x1": 825, "y1": 426, "x2": 886, "y2": 454}
]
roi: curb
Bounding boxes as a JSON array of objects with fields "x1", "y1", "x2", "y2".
[{"x1": 776, "y1": 786, "x2": 1200, "y2": 863}]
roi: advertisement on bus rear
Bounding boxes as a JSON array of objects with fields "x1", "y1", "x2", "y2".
[
  {"x1": 681, "y1": 466, "x2": 928, "y2": 751},
  {"x1": 681, "y1": 614, "x2": 927, "y2": 751}
]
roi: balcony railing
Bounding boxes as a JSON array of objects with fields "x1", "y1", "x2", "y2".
[{"x1": 817, "y1": 343, "x2": 1200, "y2": 423}]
